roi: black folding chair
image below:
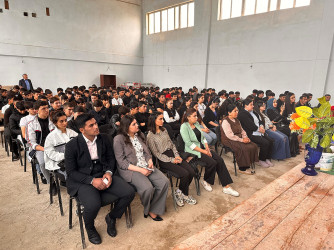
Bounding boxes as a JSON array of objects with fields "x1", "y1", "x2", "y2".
[
  {"x1": 30, "y1": 154, "x2": 40, "y2": 194},
  {"x1": 49, "y1": 171, "x2": 64, "y2": 216},
  {"x1": 175, "y1": 134, "x2": 205, "y2": 196},
  {"x1": 12, "y1": 138, "x2": 23, "y2": 166},
  {"x1": 69, "y1": 195, "x2": 133, "y2": 249}
]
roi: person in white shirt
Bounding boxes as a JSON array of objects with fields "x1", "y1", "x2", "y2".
[
  {"x1": 197, "y1": 94, "x2": 206, "y2": 119},
  {"x1": 20, "y1": 101, "x2": 37, "y2": 139},
  {"x1": 163, "y1": 99, "x2": 181, "y2": 137},
  {"x1": 44, "y1": 110, "x2": 78, "y2": 184},
  {"x1": 218, "y1": 90, "x2": 227, "y2": 107},
  {"x1": 111, "y1": 92, "x2": 123, "y2": 106}
]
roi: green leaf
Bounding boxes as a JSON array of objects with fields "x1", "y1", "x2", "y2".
[
  {"x1": 309, "y1": 118, "x2": 318, "y2": 125},
  {"x1": 295, "y1": 117, "x2": 310, "y2": 129},
  {"x1": 296, "y1": 106, "x2": 313, "y2": 118},
  {"x1": 318, "y1": 96, "x2": 327, "y2": 105},
  {"x1": 318, "y1": 102, "x2": 331, "y2": 117},
  {"x1": 313, "y1": 108, "x2": 320, "y2": 118},
  {"x1": 320, "y1": 134, "x2": 332, "y2": 148},
  {"x1": 302, "y1": 129, "x2": 314, "y2": 143},
  {"x1": 310, "y1": 134, "x2": 319, "y2": 148}
]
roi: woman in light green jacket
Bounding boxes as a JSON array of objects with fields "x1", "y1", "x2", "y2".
[{"x1": 180, "y1": 108, "x2": 239, "y2": 197}]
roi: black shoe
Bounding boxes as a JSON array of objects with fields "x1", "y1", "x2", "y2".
[
  {"x1": 105, "y1": 214, "x2": 117, "y2": 237},
  {"x1": 12, "y1": 153, "x2": 20, "y2": 161},
  {"x1": 40, "y1": 174, "x2": 47, "y2": 184},
  {"x1": 144, "y1": 213, "x2": 163, "y2": 221},
  {"x1": 86, "y1": 227, "x2": 101, "y2": 245}
]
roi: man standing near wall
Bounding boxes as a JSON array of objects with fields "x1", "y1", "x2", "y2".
[{"x1": 19, "y1": 74, "x2": 34, "y2": 91}]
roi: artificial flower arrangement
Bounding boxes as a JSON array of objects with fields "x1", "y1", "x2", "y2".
[{"x1": 289, "y1": 96, "x2": 334, "y2": 152}]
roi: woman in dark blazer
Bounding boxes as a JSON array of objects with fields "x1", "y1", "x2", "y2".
[
  {"x1": 203, "y1": 98, "x2": 220, "y2": 132},
  {"x1": 113, "y1": 115, "x2": 169, "y2": 221},
  {"x1": 237, "y1": 99, "x2": 274, "y2": 168}
]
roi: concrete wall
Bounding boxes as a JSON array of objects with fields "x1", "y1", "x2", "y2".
[
  {"x1": 143, "y1": 0, "x2": 334, "y2": 103},
  {"x1": 0, "y1": 0, "x2": 143, "y2": 92}
]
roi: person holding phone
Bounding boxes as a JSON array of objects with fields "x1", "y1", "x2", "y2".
[
  {"x1": 113, "y1": 115, "x2": 169, "y2": 222},
  {"x1": 65, "y1": 113, "x2": 135, "y2": 245}
]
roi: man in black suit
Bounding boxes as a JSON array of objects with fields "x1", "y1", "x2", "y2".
[
  {"x1": 19, "y1": 74, "x2": 34, "y2": 91},
  {"x1": 65, "y1": 113, "x2": 135, "y2": 245}
]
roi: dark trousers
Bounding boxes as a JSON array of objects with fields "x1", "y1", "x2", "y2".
[
  {"x1": 249, "y1": 134, "x2": 274, "y2": 161},
  {"x1": 159, "y1": 150, "x2": 196, "y2": 196},
  {"x1": 199, "y1": 151, "x2": 233, "y2": 187},
  {"x1": 77, "y1": 175, "x2": 135, "y2": 229}
]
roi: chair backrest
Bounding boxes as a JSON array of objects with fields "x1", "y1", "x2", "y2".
[{"x1": 176, "y1": 134, "x2": 185, "y2": 153}]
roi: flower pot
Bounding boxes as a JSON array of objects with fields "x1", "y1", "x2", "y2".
[
  {"x1": 316, "y1": 153, "x2": 334, "y2": 172},
  {"x1": 301, "y1": 144, "x2": 323, "y2": 176}
]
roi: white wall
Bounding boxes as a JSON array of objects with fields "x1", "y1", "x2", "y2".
[
  {"x1": 0, "y1": 0, "x2": 143, "y2": 92},
  {"x1": 143, "y1": 0, "x2": 334, "y2": 104}
]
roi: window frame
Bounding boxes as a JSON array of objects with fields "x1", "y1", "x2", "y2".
[
  {"x1": 218, "y1": 0, "x2": 311, "y2": 21},
  {"x1": 146, "y1": 0, "x2": 194, "y2": 35}
]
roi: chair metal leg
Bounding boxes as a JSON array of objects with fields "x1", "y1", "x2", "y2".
[
  {"x1": 32, "y1": 160, "x2": 40, "y2": 194},
  {"x1": 5, "y1": 138, "x2": 9, "y2": 157},
  {"x1": 169, "y1": 174, "x2": 178, "y2": 211},
  {"x1": 17, "y1": 141, "x2": 23, "y2": 166},
  {"x1": 49, "y1": 173, "x2": 54, "y2": 205},
  {"x1": 24, "y1": 149, "x2": 27, "y2": 172},
  {"x1": 195, "y1": 177, "x2": 201, "y2": 196},
  {"x1": 55, "y1": 174, "x2": 64, "y2": 216},
  {"x1": 125, "y1": 205, "x2": 133, "y2": 228},
  {"x1": 77, "y1": 201, "x2": 86, "y2": 249},
  {"x1": 69, "y1": 198, "x2": 73, "y2": 229},
  {"x1": 233, "y1": 153, "x2": 237, "y2": 176},
  {"x1": 0, "y1": 132, "x2": 4, "y2": 148}
]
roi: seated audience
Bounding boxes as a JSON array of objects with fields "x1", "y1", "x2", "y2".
[
  {"x1": 65, "y1": 114, "x2": 135, "y2": 244},
  {"x1": 238, "y1": 99, "x2": 274, "y2": 168},
  {"x1": 113, "y1": 115, "x2": 169, "y2": 221},
  {"x1": 254, "y1": 101, "x2": 291, "y2": 160},
  {"x1": 111, "y1": 91, "x2": 123, "y2": 106},
  {"x1": 135, "y1": 101, "x2": 150, "y2": 133},
  {"x1": 295, "y1": 95, "x2": 308, "y2": 108},
  {"x1": 63, "y1": 102, "x2": 75, "y2": 121},
  {"x1": 27, "y1": 100, "x2": 56, "y2": 184},
  {"x1": 190, "y1": 102, "x2": 217, "y2": 146},
  {"x1": 163, "y1": 99, "x2": 181, "y2": 137},
  {"x1": 221, "y1": 104, "x2": 258, "y2": 175},
  {"x1": 197, "y1": 94, "x2": 206, "y2": 119},
  {"x1": 154, "y1": 92, "x2": 166, "y2": 113},
  {"x1": 9, "y1": 101, "x2": 27, "y2": 159},
  {"x1": 20, "y1": 101, "x2": 37, "y2": 139},
  {"x1": 177, "y1": 96, "x2": 192, "y2": 118},
  {"x1": 50, "y1": 96, "x2": 62, "y2": 111},
  {"x1": 266, "y1": 98, "x2": 290, "y2": 137},
  {"x1": 89, "y1": 100, "x2": 109, "y2": 127},
  {"x1": 147, "y1": 112, "x2": 197, "y2": 207},
  {"x1": 67, "y1": 106, "x2": 86, "y2": 134},
  {"x1": 44, "y1": 110, "x2": 78, "y2": 188},
  {"x1": 180, "y1": 108, "x2": 239, "y2": 196},
  {"x1": 203, "y1": 98, "x2": 220, "y2": 132},
  {"x1": 110, "y1": 106, "x2": 130, "y2": 134}
]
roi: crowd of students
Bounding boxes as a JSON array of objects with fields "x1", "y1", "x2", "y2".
[{"x1": 0, "y1": 80, "x2": 332, "y2": 246}]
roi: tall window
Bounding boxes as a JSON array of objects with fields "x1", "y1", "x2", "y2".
[
  {"x1": 218, "y1": 0, "x2": 311, "y2": 20},
  {"x1": 146, "y1": 1, "x2": 195, "y2": 35}
]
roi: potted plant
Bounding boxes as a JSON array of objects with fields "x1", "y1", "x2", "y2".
[{"x1": 289, "y1": 96, "x2": 334, "y2": 176}]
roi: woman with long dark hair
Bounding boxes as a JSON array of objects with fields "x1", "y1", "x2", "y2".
[
  {"x1": 221, "y1": 104, "x2": 258, "y2": 175},
  {"x1": 177, "y1": 96, "x2": 192, "y2": 118},
  {"x1": 180, "y1": 108, "x2": 239, "y2": 196},
  {"x1": 113, "y1": 115, "x2": 169, "y2": 221},
  {"x1": 163, "y1": 99, "x2": 181, "y2": 136},
  {"x1": 203, "y1": 98, "x2": 220, "y2": 132},
  {"x1": 254, "y1": 101, "x2": 291, "y2": 160},
  {"x1": 190, "y1": 101, "x2": 217, "y2": 146},
  {"x1": 147, "y1": 112, "x2": 197, "y2": 207},
  {"x1": 238, "y1": 99, "x2": 274, "y2": 167}
]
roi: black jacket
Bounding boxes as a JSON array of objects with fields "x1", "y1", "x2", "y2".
[
  {"x1": 89, "y1": 109, "x2": 109, "y2": 126},
  {"x1": 203, "y1": 107, "x2": 218, "y2": 129},
  {"x1": 19, "y1": 79, "x2": 34, "y2": 90},
  {"x1": 237, "y1": 109, "x2": 263, "y2": 138},
  {"x1": 9, "y1": 109, "x2": 27, "y2": 137},
  {"x1": 67, "y1": 118, "x2": 80, "y2": 134},
  {"x1": 4, "y1": 104, "x2": 15, "y2": 127},
  {"x1": 65, "y1": 133, "x2": 116, "y2": 196}
]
